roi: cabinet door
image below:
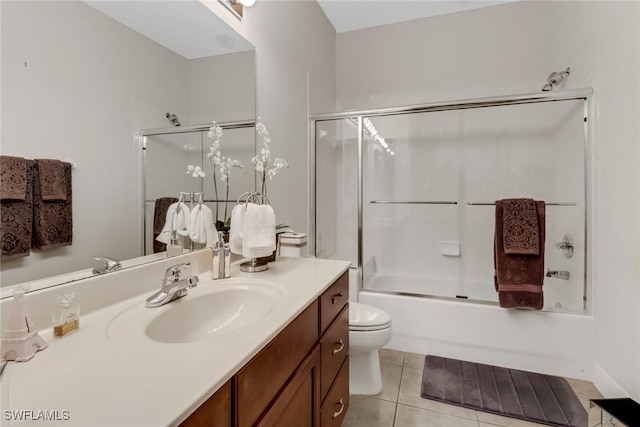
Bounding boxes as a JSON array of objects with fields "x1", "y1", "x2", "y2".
[
  {"x1": 179, "y1": 380, "x2": 231, "y2": 427},
  {"x1": 320, "y1": 359, "x2": 349, "y2": 427},
  {"x1": 320, "y1": 305, "x2": 349, "y2": 402},
  {"x1": 256, "y1": 346, "x2": 321, "y2": 427}
]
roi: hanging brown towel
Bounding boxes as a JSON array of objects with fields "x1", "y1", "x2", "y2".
[
  {"x1": 32, "y1": 160, "x2": 73, "y2": 249},
  {"x1": 36, "y1": 159, "x2": 67, "y2": 201},
  {"x1": 1, "y1": 159, "x2": 34, "y2": 259},
  {"x1": 1, "y1": 155, "x2": 27, "y2": 200},
  {"x1": 494, "y1": 199, "x2": 546, "y2": 310},
  {"x1": 153, "y1": 197, "x2": 178, "y2": 253},
  {"x1": 502, "y1": 198, "x2": 539, "y2": 255}
]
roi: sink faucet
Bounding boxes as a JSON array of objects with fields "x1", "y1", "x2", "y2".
[
  {"x1": 92, "y1": 256, "x2": 122, "y2": 275},
  {"x1": 145, "y1": 262, "x2": 199, "y2": 308}
]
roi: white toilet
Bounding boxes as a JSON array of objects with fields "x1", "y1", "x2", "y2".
[{"x1": 349, "y1": 301, "x2": 392, "y2": 395}]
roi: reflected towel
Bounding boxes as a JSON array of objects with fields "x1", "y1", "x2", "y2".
[
  {"x1": 229, "y1": 204, "x2": 246, "y2": 255},
  {"x1": 242, "y1": 203, "x2": 276, "y2": 259},
  {"x1": 1, "y1": 160, "x2": 33, "y2": 258},
  {"x1": 32, "y1": 161, "x2": 73, "y2": 249},
  {"x1": 35, "y1": 159, "x2": 67, "y2": 201},
  {"x1": 502, "y1": 198, "x2": 540, "y2": 255},
  {"x1": 0, "y1": 156, "x2": 27, "y2": 200},
  {"x1": 494, "y1": 200, "x2": 546, "y2": 310},
  {"x1": 153, "y1": 197, "x2": 178, "y2": 253},
  {"x1": 156, "y1": 202, "x2": 191, "y2": 244},
  {"x1": 189, "y1": 204, "x2": 216, "y2": 246}
]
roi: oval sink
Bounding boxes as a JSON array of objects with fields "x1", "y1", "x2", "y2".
[
  {"x1": 106, "y1": 278, "x2": 286, "y2": 344},
  {"x1": 146, "y1": 286, "x2": 278, "y2": 343}
]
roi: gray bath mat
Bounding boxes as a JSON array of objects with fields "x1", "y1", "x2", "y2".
[{"x1": 421, "y1": 355, "x2": 587, "y2": 427}]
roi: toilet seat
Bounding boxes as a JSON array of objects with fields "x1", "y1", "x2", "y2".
[{"x1": 349, "y1": 302, "x2": 391, "y2": 332}]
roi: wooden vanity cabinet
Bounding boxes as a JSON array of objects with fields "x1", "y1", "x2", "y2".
[{"x1": 181, "y1": 271, "x2": 349, "y2": 427}]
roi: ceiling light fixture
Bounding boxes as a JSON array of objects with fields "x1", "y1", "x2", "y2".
[{"x1": 219, "y1": 0, "x2": 254, "y2": 20}]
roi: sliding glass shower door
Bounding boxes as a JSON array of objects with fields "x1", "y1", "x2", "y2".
[{"x1": 314, "y1": 93, "x2": 588, "y2": 313}]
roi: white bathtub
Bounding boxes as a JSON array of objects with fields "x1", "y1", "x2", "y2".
[{"x1": 357, "y1": 273, "x2": 595, "y2": 381}]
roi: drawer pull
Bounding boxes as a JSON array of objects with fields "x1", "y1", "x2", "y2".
[
  {"x1": 331, "y1": 293, "x2": 344, "y2": 304},
  {"x1": 332, "y1": 398, "x2": 345, "y2": 419},
  {"x1": 332, "y1": 339, "x2": 345, "y2": 355}
]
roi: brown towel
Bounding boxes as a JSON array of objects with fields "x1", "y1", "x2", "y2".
[
  {"x1": 35, "y1": 159, "x2": 67, "y2": 201},
  {"x1": 494, "y1": 200, "x2": 546, "y2": 310},
  {"x1": 1, "y1": 160, "x2": 34, "y2": 259},
  {"x1": 153, "y1": 197, "x2": 178, "y2": 253},
  {"x1": 502, "y1": 198, "x2": 539, "y2": 255},
  {"x1": 32, "y1": 161, "x2": 73, "y2": 249},
  {"x1": 0, "y1": 155, "x2": 27, "y2": 200}
]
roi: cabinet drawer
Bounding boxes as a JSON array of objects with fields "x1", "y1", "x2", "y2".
[
  {"x1": 319, "y1": 272, "x2": 348, "y2": 336},
  {"x1": 236, "y1": 300, "x2": 319, "y2": 427},
  {"x1": 320, "y1": 359, "x2": 349, "y2": 427},
  {"x1": 320, "y1": 305, "x2": 349, "y2": 402}
]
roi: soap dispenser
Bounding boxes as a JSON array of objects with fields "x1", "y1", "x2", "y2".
[
  {"x1": 0, "y1": 286, "x2": 47, "y2": 361},
  {"x1": 53, "y1": 293, "x2": 80, "y2": 337},
  {"x1": 166, "y1": 231, "x2": 183, "y2": 258},
  {"x1": 212, "y1": 231, "x2": 230, "y2": 279}
]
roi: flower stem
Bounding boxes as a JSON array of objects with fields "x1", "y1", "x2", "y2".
[
  {"x1": 213, "y1": 169, "x2": 219, "y2": 221},
  {"x1": 224, "y1": 182, "x2": 229, "y2": 221}
]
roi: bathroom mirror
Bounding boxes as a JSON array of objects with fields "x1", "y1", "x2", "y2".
[{"x1": 0, "y1": 1, "x2": 256, "y2": 292}]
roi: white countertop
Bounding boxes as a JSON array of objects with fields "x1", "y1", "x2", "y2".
[{"x1": 4, "y1": 257, "x2": 350, "y2": 426}]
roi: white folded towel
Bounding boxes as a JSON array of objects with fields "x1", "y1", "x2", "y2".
[
  {"x1": 229, "y1": 203, "x2": 246, "y2": 255},
  {"x1": 242, "y1": 203, "x2": 276, "y2": 259},
  {"x1": 156, "y1": 202, "x2": 191, "y2": 244},
  {"x1": 189, "y1": 204, "x2": 216, "y2": 245}
]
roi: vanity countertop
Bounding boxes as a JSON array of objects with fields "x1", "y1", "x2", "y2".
[{"x1": 4, "y1": 257, "x2": 350, "y2": 426}]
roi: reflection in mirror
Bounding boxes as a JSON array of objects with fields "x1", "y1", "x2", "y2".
[{"x1": 0, "y1": 1, "x2": 256, "y2": 292}]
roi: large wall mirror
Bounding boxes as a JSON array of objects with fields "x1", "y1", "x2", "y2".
[{"x1": 1, "y1": 1, "x2": 256, "y2": 291}]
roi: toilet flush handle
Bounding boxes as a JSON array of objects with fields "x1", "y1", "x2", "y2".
[{"x1": 331, "y1": 292, "x2": 344, "y2": 304}]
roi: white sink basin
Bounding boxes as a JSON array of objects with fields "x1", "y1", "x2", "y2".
[{"x1": 106, "y1": 278, "x2": 286, "y2": 344}]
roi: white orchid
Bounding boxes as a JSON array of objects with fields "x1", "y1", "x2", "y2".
[
  {"x1": 251, "y1": 119, "x2": 289, "y2": 197},
  {"x1": 186, "y1": 165, "x2": 206, "y2": 178},
  {"x1": 185, "y1": 121, "x2": 243, "y2": 227}
]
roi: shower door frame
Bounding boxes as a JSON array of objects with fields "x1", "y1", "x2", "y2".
[{"x1": 310, "y1": 88, "x2": 593, "y2": 313}]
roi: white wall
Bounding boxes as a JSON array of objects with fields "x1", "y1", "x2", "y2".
[
  {"x1": 202, "y1": 0, "x2": 337, "y2": 239},
  {"x1": 336, "y1": 1, "x2": 640, "y2": 399}
]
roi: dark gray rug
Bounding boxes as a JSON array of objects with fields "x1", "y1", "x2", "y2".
[{"x1": 421, "y1": 355, "x2": 588, "y2": 427}]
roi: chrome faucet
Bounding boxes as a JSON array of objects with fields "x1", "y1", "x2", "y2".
[
  {"x1": 145, "y1": 262, "x2": 199, "y2": 308},
  {"x1": 92, "y1": 256, "x2": 122, "y2": 275}
]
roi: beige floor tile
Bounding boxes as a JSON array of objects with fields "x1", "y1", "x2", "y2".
[
  {"x1": 397, "y1": 366, "x2": 478, "y2": 420},
  {"x1": 476, "y1": 412, "x2": 549, "y2": 426},
  {"x1": 588, "y1": 404, "x2": 602, "y2": 427},
  {"x1": 380, "y1": 348, "x2": 405, "y2": 366},
  {"x1": 372, "y1": 363, "x2": 403, "y2": 402},
  {"x1": 403, "y1": 352, "x2": 426, "y2": 370},
  {"x1": 342, "y1": 395, "x2": 396, "y2": 427},
  {"x1": 395, "y1": 404, "x2": 479, "y2": 427}
]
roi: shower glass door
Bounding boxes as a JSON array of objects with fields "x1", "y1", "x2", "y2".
[
  {"x1": 361, "y1": 112, "x2": 463, "y2": 299},
  {"x1": 315, "y1": 118, "x2": 359, "y2": 267}
]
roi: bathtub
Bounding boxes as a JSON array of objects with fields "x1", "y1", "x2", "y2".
[{"x1": 355, "y1": 271, "x2": 595, "y2": 381}]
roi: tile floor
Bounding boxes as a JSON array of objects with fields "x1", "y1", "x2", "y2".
[{"x1": 342, "y1": 349, "x2": 604, "y2": 427}]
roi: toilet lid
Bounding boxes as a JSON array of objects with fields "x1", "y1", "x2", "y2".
[{"x1": 349, "y1": 302, "x2": 391, "y2": 331}]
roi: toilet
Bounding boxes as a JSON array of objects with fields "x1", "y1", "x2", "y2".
[{"x1": 349, "y1": 301, "x2": 392, "y2": 395}]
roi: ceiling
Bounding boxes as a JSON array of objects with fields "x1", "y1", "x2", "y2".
[
  {"x1": 83, "y1": 1, "x2": 254, "y2": 59},
  {"x1": 316, "y1": 0, "x2": 514, "y2": 33}
]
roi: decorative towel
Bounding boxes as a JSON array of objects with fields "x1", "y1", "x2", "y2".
[
  {"x1": 229, "y1": 204, "x2": 246, "y2": 255},
  {"x1": 32, "y1": 161, "x2": 73, "y2": 249},
  {"x1": 153, "y1": 197, "x2": 178, "y2": 253},
  {"x1": 494, "y1": 200, "x2": 546, "y2": 310},
  {"x1": 156, "y1": 202, "x2": 191, "y2": 245},
  {"x1": 502, "y1": 198, "x2": 540, "y2": 255},
  {"x1": 0, "y1": 156, "x2": 27, "y2": 200},
  {"x1": 242, "y1": 203, "x2": 276, "y2": 259},
  {"x1": 189, "y1": 204, "x2": 217, "y2": 246},
  {"x1": 1, "y1": 160, "x2": 34, "y2": 258},
  {"x1": 35, "y1": 159, "x2": 67, "y2": 201}
]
